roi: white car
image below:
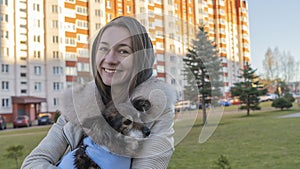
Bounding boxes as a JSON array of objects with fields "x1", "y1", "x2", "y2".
[{"x1": 259, "y1": 94, "x2": 277, "y2": 102}]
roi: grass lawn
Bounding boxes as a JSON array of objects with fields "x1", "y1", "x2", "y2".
[
  {"x1": 169, "y1": 107, "x2": 300, "y2": 169},
  {"x1": 0, "y1": 103, "x2": 299, "y2": 169},
  {"x1": 0, "y1": 126, "x2": 51, "y2": 169}
]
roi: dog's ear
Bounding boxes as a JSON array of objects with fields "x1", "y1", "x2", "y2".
[{"x1": 131, "y1": 98, "x2": 151, "y2": 112}]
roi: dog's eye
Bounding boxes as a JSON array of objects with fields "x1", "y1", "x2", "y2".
[
  {"x1": 132, "y1": 99, "x2": 151, "y2": 112},
  {"x1": 123, "y1": 119, "x2": 132, "y2": 125}
]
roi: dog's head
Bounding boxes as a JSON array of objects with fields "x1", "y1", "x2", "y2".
[{"x1": 102, "y1": 98, "x2": 151, "y2": 138}]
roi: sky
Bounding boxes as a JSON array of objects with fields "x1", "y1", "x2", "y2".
[{"x1": 247, "y1": 0, "x2": 300, "y2": 80}]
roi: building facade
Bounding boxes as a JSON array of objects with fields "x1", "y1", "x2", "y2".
[{"x1": 0, "y1": 0, "x2": 250, "y2": 120}]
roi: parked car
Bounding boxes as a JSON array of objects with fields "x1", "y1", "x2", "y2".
[
  {"x1": 175, "y1": 100, "x2": 197, "y2": 112},
  {"x1": 13, "y1": 115, "x2": 32, "y2": 128},
  {"x1": 0, "y1": 115, "x2": 7, "y2": 130},
  {"x1": 229, "y1": 98, "x2": 241, "y2": 105},
  {"x1": 38, "y1": 115, "x2": 53, "y2": 125},
  {"x1": 218, "y1": 99, "x2": 231, "y2": 106},
  {"x1": 259, "y1": 94, "x2": 276, "y2": 102}
]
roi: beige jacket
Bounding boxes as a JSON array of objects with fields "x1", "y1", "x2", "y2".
[{"x1": 21, "y1": 77, "x2": 177, "y2": 169}]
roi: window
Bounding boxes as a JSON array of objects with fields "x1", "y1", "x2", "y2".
[
  {"x1": 157, "y1": 65, "x2": 165, "y2": 73},
  {"x1": 1, "y1": 47, "x2": 9, "y2": 56},
  {"x1": 34, "y1": 82, "x2": 41, "y2": 91},
  {"x1": 96, "y1": 23, "x2": 101, "y2": 30},
  {"x1": 37, "y1": 4, "x2": 40, "y2": 11},
  {"x1": 77, "y1": 63, "x2": 90, "y2": 72},
  {"x1": 170, "y1": 55, "x2": 176, "y2": 62},
  {"x1": 65, "y1": 38, "x2": 76, "y2": 46},
  {"x1": 53, "y1": 66, "x2": 63, "y2": 75},
  {"x1": 53, "y1": 82, "x2": 64, "y2": 91},
  {"x1": 1, "y1": 64, "x2": 9, "y2": 73},
  {"x1": 52, "y1": 20, "x2": 58, "y2": 28},
  {"x1": 33, "y1": 3, "x2": 40, "y2": 11},
  {"x1": 0, "y1": 30, "x2": 8, "y2": 39},
  {"x1": 65, "y1": 66, "x2": 77, "y2": 76},
  {"x1": 34, "y1": 35, "x2": 40, "y2": 42},
  {"x1": 95, "y1": 9, "x2": 101, "y2": 16},
  {"x1": 53, "y1": 98, "x2": 59, "y2": 106},
  {"x1": 76, "y1": 20, "x2": 88, "y2": 29},
  {"x1": 21, "y1": 89, "x2": 27, "y2": 94},
  {"x1": 78, "y1": 48, "x2": 89, "y2": 57},
  {"x1": 76, "y1": 6, "x2": 88, "y2": 15},
  {"x1": 20, "y1": 73, "x2": 26, "y2": 77},
  {"x1": 126, "y1": 6, "x2": 131, "y2": 13},
  {"x1": 53, "y1": 36, "x2": 59, "y2": 43},
  {"x1": 107, "y1": 1, "x2": 111, "y2": 8},
  {"x1": 0, "y1": 0, "x2": 8, "y2": 6},
  {"x1": 37, "y1": 19, "x2": 41, "y2": 27},
  {"x1": 34, "y1": 66, "x2": 41, "y2": 75},
  {"x1": 171, "y1": 78, "x2": 176, "y2": 85},
  {"x1": 0, "y1": 14, "x2": 8, "y2": 22},
  {"x1": 156, "y1": 54, "x2": 165, "y2": 62},
  {"x1": 107, "y1": 14, "x2": 112, "y2": 20},
  {"x1": 52, "y1": 5, "x2": 58, "y2": 13},
  {"x1": 1, "y1": 98, "x2": 9, "y2": 108},
  {"x1": 34, "y1": 51, "x2": 41, "y2": 58},
  {"x1": 53, "y1": 51, "x2": 59, "y2": 59},
  {"x1": 1, "y1": 81, "x2": 9, "y2": 90},
  {"x1": 170, "y1": 67, "x2": 176, "y2": 75}
]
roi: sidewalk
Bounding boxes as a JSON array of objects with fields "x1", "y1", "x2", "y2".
[{"x1": 277, "y1": 112, "x2": 300, "y2": 118}]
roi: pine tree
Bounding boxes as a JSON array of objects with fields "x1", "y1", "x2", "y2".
[
  {"x1": 183, "y1": 26, "x2": 223, "y2": 124},
  {"x1": 231, "y1": 63, "x2": 267, "y2": 116}
]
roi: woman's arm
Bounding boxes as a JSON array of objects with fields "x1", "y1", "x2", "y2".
[
  {"x1": 131, "y1": 107, "x2": 175, "y2": 169},
  {"x1": 21, "y1": 116, "x2": 78, "y2": 169}
]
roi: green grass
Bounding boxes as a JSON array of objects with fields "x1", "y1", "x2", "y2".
[
  {"x1": 0, "y1": 106, "x2": 299, "y2": 169},
  {"x1": 168, "y1": 108, "x2": 300, "y2": 169},
  {"x1": 0, "y1": 126, "x2": 51, "y2": 169}
]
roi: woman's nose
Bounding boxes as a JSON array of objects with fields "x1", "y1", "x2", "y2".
[{"x1": 104, "y1": 49, "x2": 118, "y2": 63}]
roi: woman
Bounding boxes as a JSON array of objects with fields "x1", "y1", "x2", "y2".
[{"x1": 21, "y1": 16, "x2": 177, "y2": 169}]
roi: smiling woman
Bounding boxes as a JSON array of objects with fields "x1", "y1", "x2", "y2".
[
  {"x1": 96, "y1": 26, "x2": 134, "y2": 86},
  {"x1": 22, "y1": 16, "x2": 177, "y2": 169}
]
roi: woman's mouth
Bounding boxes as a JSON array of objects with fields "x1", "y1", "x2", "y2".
[{"x1": 103, "y1": 68, "x2": 117, "y2": 73}]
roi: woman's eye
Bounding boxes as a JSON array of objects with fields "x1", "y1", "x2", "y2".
[
  {"x1": 99, "y1": 47, "x2": 108, "y2": 52},
  {"x1": 119, "y1": 50, "x2": 129, "y2": 54}
]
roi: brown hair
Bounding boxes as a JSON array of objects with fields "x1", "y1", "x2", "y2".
[{"x1": 91, "y1": 16, "x2": 155, "y2": 103}]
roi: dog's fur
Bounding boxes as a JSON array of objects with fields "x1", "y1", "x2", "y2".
[{"x1": 74, "y1": 99, "x2": 151, "y2": 169}]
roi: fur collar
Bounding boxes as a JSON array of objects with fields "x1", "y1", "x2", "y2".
[
  {"x1": 59, "y1": 77, "x2": 177, "y2": 156},
  {"x1": 60, "y1": 77, "x2": 177, "y2": 129}
]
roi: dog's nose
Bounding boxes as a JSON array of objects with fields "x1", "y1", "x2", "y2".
[{"x1": 142, "y1": 127, "x2": 151, "y2": 137}]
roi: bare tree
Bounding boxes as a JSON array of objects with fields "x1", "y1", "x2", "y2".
[
  {"x1": 280, "y1": 51, "x2": 298, "y2": 82},
  {"x1": 262, "y1": 47, "x2": 278, "y2": 80},
  {"x1": 262, "y1": 47, "x2": 299, "y2": 82}
]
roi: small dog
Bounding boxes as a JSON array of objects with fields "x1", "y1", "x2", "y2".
[{"x1": 74, "y1": 98, "x2": 151, "y2": 169}]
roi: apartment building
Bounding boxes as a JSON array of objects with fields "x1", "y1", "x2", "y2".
[{"x1": 0, "y1": 0, "x2": 250, "y2": 120}]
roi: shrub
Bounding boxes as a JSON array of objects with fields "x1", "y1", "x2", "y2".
[
  {"x1": 271, "y1": 97, "x2": 292, "y2": 110},
  {"x1": 283, "y1": 93, "x2": 295, "y2": 103},
  {"x1": 54, "y1": 110, "x2": 61, "y2": 123},
  {"x1": 212, "y1": 154, "x2": 231, "y2": 169}
]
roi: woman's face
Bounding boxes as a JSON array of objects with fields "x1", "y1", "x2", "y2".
[{"x1": 96, "y1": 26, "x2": 134, "y2": 86}]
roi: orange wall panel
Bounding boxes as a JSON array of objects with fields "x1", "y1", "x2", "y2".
[
  {"x1": 66, "y1": 46, "x2": 76, "y2": 52},
  {"x1": 65, "y1": 17, "x2": 76, "y2": 23},
  {"x1": 76, "y1": 14, "x2": 88, "y2": 20},
  {"x1": 65, "y1": 32, "x2": 76, "y2": 38},
  {"x1": 66, "y1": 61, "x2": 76, "y2": 67},
  {"x1": 76, "y1": 28, "x2": 88, "y2": 34},
  {"x1": 64, "y1": 2, "x2": 75, "y2": 9}
]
